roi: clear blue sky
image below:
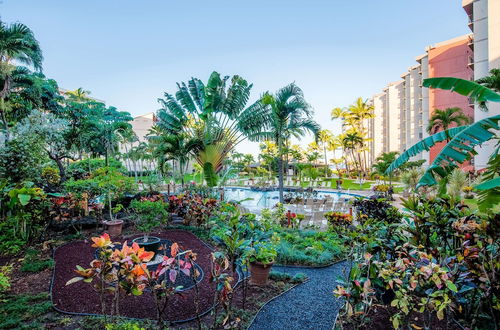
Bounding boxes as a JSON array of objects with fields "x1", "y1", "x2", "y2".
[{"x1": 1, "y1": 0, "x2": 470, "y2": 155}]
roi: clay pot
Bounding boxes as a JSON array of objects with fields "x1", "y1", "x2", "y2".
[
  {"x1": 104, "y1": 220, "x2": 123, "y2": 237},
  {"x1": 132, "y1": 236, "x2": 161, "y2": 255},
  {"x1": 249, "y1": 261, "x2": 274, "y2": 286}
]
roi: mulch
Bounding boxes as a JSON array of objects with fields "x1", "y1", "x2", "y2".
[{"x1": 51, "y1": 229, "x2": 239, "y2": 322}]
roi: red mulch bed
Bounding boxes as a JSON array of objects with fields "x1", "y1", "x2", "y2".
[{"x1": 51, "y1": 229, "x2": 239, "y2": 322}]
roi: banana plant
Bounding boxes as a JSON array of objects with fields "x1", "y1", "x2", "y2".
[
  {"x1": 423, "y1": 77, "x2": 500, "y2": 109},
  {"x1": 387, "y1": 77, "x2": 500, "y2": 190}
]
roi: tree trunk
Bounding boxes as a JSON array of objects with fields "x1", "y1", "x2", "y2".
[
  {"x1": 0, "y1": 98, "x2": 10, "y2": 142},
  {"x1": 277, "y1": 138, "x2": 284, "y2": 203},
  {"x1": 54, "y1": 157, "x2": 67, "y2": 182},
  {"x1": 324, "y1": 145, "x2": 328, "y2": 178}
]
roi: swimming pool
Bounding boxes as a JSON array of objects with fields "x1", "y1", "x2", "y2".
[{"x1": 223, "y1": 187, "x2": 363, "y2": 212}]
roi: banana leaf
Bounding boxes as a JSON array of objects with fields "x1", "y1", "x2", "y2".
[
  {"x1": 417, "y1": 115, "x2": 500, "y2": 187},
  {"x1": 385, "y1": 127, "x2": 466, "y2": 174},
  {"x1": 475, "y1": 177, "x2": 500, "y2": 190},
  {"x1": 423, "y1": 77, "x2": 500, "y2": 104}
]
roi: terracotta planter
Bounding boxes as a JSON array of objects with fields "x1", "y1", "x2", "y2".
[
  {"x1": 249, "y1": 261, "x2": 274, "y2": 286},
  {"x1": 104, "y1": 220, "x2": 123, "y2": 237},
  {"x1": 132, "y1": 236, "x2": 161, "y2": 255}
]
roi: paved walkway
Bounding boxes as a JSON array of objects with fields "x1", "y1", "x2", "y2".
[{"x1": 249, "y1": 261, "x2": 350, "y2": 330}]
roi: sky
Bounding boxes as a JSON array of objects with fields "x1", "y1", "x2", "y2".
[{"x1": 0, "y1": 0, "x2": 471, "y2": 156}]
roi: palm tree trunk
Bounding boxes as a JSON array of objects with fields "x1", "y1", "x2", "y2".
[
  {"x1": 324, "y1": 145, "x2": 328, "y2": 178},
  {"x1": 277, "y1": 138, "x2": 284, "y2": 203}
]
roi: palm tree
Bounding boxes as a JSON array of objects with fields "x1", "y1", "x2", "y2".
[
  {"x1": 332, "y1": 98, "x2": 374, "y2": 176},
  {"x1": 372, "y1": 151, "x2": 399, "y2": 184},
  {"x1": 64, "y1": 88, "x2": 92, "y2": 102},
  {"x1": 155, "y1": 72, "x2": 267, "y2": 187},
  {"x1": 426, "y1": 107, "x2": 471, "y2": 139},
  {"x1": 249, "y1": 83, "x2": 320, "y2": 203},
  {"x1": 317, "y1": 129, "x2": 333, "y2": 178},
  {"x1": 476, "y1": 68, "x2": 500, "y2": 92},
  {"x1": 0, "y1": 20, "x2": 43, "y2": 140},
  {"x1": 342, "y1": 132, "x2": 364, "y2": 175},
  {"x1": 150, "y1": 133, "x2": 200, "y2": 186}
]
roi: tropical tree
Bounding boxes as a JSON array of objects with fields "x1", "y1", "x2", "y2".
[
  {"x1": 341, "y1": 132, "x2": 364, "y2": 174},
  {"x1": 476, "y1": 68, "x2": 500, "y2": 92},
  {"x1": 249, "y1": 83, "x2": 319, "y2": 202},
  {"x1": 372, "y1": 151, "x2": 399, "y2": 183},
  {"x1": 15, "y1": 110, "x2": 73, "y2": 181},
  {"x1": 259, "y1": 141, "x2": 278, "y2": 175},
  {"x1": 317, "y1": 129, "x2": 333, "y2": 177},
  {"x1": 150, "y1": 133, "x2": 199, "y2": 186},
  {"x1": 155, "y1": 72, "x2": 267, "y2": 187},
  {"x1": 332, "y1": 98, "x2": 374, "y2": 176},
  {"x1": 0, "y1": 20, "x2": 43, "y2": 140},
  {"x1": 426, "y1": 107, "x2": 471, "y2": 137}
]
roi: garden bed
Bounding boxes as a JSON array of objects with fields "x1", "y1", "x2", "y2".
[
  {"x1": 336, "y1": 305, "x2": 462, "y2": 330},
  {"x1": 51, "y1": 229, "x2": 239, "y2": 322}
]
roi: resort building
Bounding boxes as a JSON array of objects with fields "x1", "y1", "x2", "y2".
[
  {"x1": 369, "y1": 35, "x2": 474, "y2": 168},
  {"x1": 463, "y1": 0, "x2": 500, "y2": 169},
  {"x1": 368, "y1": 0, "x2": 499, "y2": 170}
]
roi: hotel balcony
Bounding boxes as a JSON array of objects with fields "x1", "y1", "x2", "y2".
[
  {"x1": 467, "y1": 56, "x2": 474, "y2": 69},
  {"x1": 467, "y1": 35, "x2": 474, "y2": 50}
]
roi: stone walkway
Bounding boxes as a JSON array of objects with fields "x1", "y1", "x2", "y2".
[{"x1": 249, "y1": 261, "x2": 350, "y2": 330}]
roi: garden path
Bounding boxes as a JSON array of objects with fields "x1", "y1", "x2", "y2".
[{"x1": 249, "y1": 261, "x2": 349, "y2": 330}]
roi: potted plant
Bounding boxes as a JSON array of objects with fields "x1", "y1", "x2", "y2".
[
  {"x1": 91, "y1": 167, "x2": 137, "y2": 236},
  {"x1": 105, "y1": 204, "x2": 125, "y2": 236},
  {"x1": 130, "y1": 199, "x2": 168, "y2": 255},
  {"x1": 246, "y1": 242, "x2": 277, "y2": 286}
]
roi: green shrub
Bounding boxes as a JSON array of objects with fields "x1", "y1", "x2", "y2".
[
  {"x1": 20, "y1": 249, "x2": 54, "y2": 273},
  {"x1": 66, "y1": 158, "x2": 125, "y2": 180},
  {"x1": 275, "y1": 229, "x2": 344, "y2": 266},
  {"x1": 0, "y1": 265, "x2": 12, "y2": 293},
  {"x1": 105, "y1": 321, "x2": 146, "y2": 330},
  {"x1": 269, "y1": 271, "x2": 307, "y2": 284},
  {"x1": 291, "y1": 273, "x2": 308, "y2": 283},
  {"x1": 130, "y1": 199, "x2": 168, "y2": 240},
  {"x1": 0, "y1": 293, "x2": 52, "y2": 329}
]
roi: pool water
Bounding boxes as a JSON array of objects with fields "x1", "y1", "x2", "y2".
[{"x1": 223, "y1": 187, "x2": 360, "y2": 212}]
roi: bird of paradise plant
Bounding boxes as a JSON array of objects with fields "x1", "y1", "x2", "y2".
[{"x1": 154, "y1": 72, "x2": 269, "y2": 187}]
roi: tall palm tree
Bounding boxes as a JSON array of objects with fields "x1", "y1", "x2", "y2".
[
  {"x1": 249, "y1": 83, "x2": 320, "y2": 203},
  {"x1": 0, "y1": 20, "x2": 43, "y2": 140},
  {"x1": 317, "y1": 129, "x2": 333, "y2": 177},
  {"x1": 426, "y1": 107, "x2": 471, "y2": 139},
  {"x1": 155, "y1": 72, "x2": 267, "y2": 187},
  {"x1": 342, "y1": 132, "x2": 364, "y2": 175}
]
